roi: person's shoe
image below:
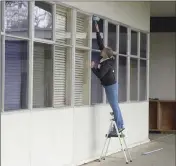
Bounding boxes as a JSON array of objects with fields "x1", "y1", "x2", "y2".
[{"x1": 118, "y1": 127, "x2": 125, "y2": 133}]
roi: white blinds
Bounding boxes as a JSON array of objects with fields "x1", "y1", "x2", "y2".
[
  {"x1": 76, "y1": 12, "x2": 88, "y2": 47},
  {"x1": 74, "y1": 50, "x2": 84, "y2": 106},
  {"x1": 54, "y1": 5, "x2": 68, "y2": 107}
]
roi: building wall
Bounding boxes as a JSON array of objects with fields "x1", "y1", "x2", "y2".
[
  {"x1": 1, "y1": 2, "x2": 150, "y2": 166},
  {"x1": 150, "y1": 33, "x2": 176, "y2": 100}
]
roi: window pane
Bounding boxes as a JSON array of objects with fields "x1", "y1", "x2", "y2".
[
  {"x1": 92, "y1": 18, "x2": 104, "y2": 50},
  {"x1": 118, "y1": 56, "x2": 127, "y2": 102},
  {"x1": 56, "y1": 5, "x2": 71, "y2": 45},
  {"x1": 140, "y1": 33, "x2": 147, "y2": 58},
  {"x1": 5, "y1": 1, "x2": 29, "y2": 37},
  {"x1": 76, "y1": 12, "x2": 89, "y2": 47},
  {"x1": 34, "y1": 2, "x2": 53, "y2": 40},
  {"x1": 131, "y1": 30, "x2": 138, "y2": 55},
  {"x1": 0, "y1": 35, "x2": 2, "y2": 111},
  {"x1": 108, "y1": 23, "x2": 116, "y2": 51},
  {"x1": 33, "y1": 43, "x2": 53, "y2": 108},
  {"x1": 4, "y1": 37, "x2": 28, "y2": 111},
  {"x1": 75, "y1": 49, "x2": 89, "y2": 106},
  {"x1": 91, "y1": 51, "x2": 103, "y2": 104},
  {"x1": 130, "y1": 58, "x2": 138, "y2": 101},
  {"x1": 119, "y1": 26, "x2": 127, "y2": 55},
  {"x1": 140, "y1": 60, "x2": 147, "y2": 101}
]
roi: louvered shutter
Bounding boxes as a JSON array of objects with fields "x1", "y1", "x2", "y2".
[
  {"x1": 33, "y1": 44, "x2": 45, "y2": 108},
  {"x1": 76, "y1": 13, "x2": 88, "y2": 47},
  {"x1": 53, "y1": 5, "x2": 68, "y2": 107},
  {"x1": 75, "y1": 50, "x2": 84, "y2": 106},
  {"x1": 56, "y1": 6, "x2": 67, "y2": 45}
]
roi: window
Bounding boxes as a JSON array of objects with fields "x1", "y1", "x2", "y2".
[
  {"x1": 91, "y1": 17, "x2": 104, "y2": 104},
  {"x1": 140, "y1": 33, "x2": 147, "y2": 58},
  {"x1": 140, "y1": 60, "x2": 147, "y2": 101},
  {"x1": 131, "y1": 30, "x2": 138, "y2": 55},
  {"x1": 76, "y1": 12, "x2": 89, "y2": 47},
  {"x1": 119, "y1": 26, "x2": 127, "y2": 55},
  {"x1": 91, "y1": 51, "x2": 103, "y2": 104},
  {"x1": 130, "y1": 58, "x2": 138, "y2": 101},
  {"x1": 4, "y1": 37, "x2": 28, "y2": 111},
  {"x1": 92, "y1": 18, "x2": 104, "y2": 50},
  {"x1": 74, "y1": 49, "x2": 89, "y2": 106},
  {"x1": 0, "y1": 34, "x2": 2, "y2": 111},
  {"x1": 34, "y1": 2, "x2": 53, "y2": 40},
  {"x1": 75, "y1": 12, "x2": 90, "y2": 106},
  {"x1": 33, "y1": 43, "x2": 53, "y2": 108},
  {"x1": 118, "y1": 56, "x2": 127, "y2": 102},
  {"x1": 54, "y1": 5, "x2": 72, "y2": 107},
  {"x1": 5, "y1": 1, "x2": 29, "y2": 37},
  {"x1": 108, "y1": 22, "x2": 116, "y2": 51}
]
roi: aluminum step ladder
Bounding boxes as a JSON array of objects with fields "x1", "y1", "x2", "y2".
[{"x1": 98, "y1": 112, "x2": 132, "y2": 164}]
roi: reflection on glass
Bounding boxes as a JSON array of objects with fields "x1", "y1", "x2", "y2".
[
  {"x1": 140, "y1": 33, "x2": 147, "y2": 58},
  {"x1": 92, "y1": 18, "x2": 104, "y2": 50},
  {"x1": 131, "y1": 30, "x2": 138, "y2": 55},
  {"x1": 4, "y1": 37, "x2": 28, "y2": 111},
  {"x1": 108, "y1": 23, "x2": 116, "y2": 51},
  {"x1": 5, "y1": 1, "x2": 29, "y2": 37},
  {"x1": 140, "y1": 60, "x2": 147, "y2": 101},
  {"x1": 91, "y1": 51, "x2": 103, "y2": 104},
  {"x1": 119, "y1": 26, "x2": 127, "y2": 55},
  {"x1": 33, "y1": 43, "x2": 53, "y2": 108},
  {"x1": 130, "y1": 58, "x2": 138, "y2": 101},
  {"x1": 34, "y1": 2, "x2": 52, "y2": 40},
  {"x1": 118, "y1": 56, "x2": 127, "y2": 102}
]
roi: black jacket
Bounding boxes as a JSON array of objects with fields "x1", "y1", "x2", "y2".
[{"x1": 92, "y1": 32, "x2": 117, "y2": 86}]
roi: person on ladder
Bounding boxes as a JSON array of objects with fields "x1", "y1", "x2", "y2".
[{"x1": 91, "y1": 16, "x2": 125, "y2": 134}]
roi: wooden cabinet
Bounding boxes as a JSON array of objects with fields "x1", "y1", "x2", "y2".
[{"x1": 149, "y1": 100, "x2": 176, "y2": 132}]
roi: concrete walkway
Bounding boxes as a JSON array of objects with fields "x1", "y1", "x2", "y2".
[{"x1": 83, "y1": 134, "x2": 175, "y2": 166}]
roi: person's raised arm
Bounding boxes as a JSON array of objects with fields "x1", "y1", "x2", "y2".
[{"x1": 93, "y1": 16, "x2": 105, "y2": 51}]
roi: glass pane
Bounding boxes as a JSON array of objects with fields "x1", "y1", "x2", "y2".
[
  {"x1": 91, "y1": 51, "x2": 103, "y2": 104},
  {"x1": 92, "y1": 18, "x2": 104, "y2": 50},
  {"x1": 76, "y1": 12, "x2": 89, "y2": 47},
  {"x1": 34, "y1": 2, "x2": 53, "y2": 40},
  {"x1": 33, "y1": 43, "x2": 53, "y2": 108},
  {"x1": 0, "y1": 35, "x2": 2, "y2": 111},
  {"x1": 56, "y1": 5, "x2": 71, "y2": 45},
  {"x1": 140, "y1": 60, "x2": 147, "y2": 100},
  {"x1": 131, "y1": 30, "x2": 138, "y2": 55},
  {"x1": 119, "y1": 26, "x2": 127, "y2": 55},
  {"x1": 140, "y1": 33, "x2": 147, "y2": 58},
  {"x1": 5, "y1": 1, "x2": 29, "y2": 37},
  {"x1": 108, "y1": 23, "x2": 116, "y2": 51},
  {"x1": 4, "y1": 37, "x2": 28, "y2": 111},
  {"x1": 130, "y1": 58, "x2": 138, "y2": 101},
  {"x1": 118, "y1": 56, "x2": 127, "y2": 102}
]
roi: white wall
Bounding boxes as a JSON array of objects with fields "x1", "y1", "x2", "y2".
[
  {"x1": 1, "y1": 2, "x2": 150, "y2": 166},
  {"x1": 1, "y1": 102, "x2": 149, "y2": 166},
  {"x1": 63, "y1": 1, "x2": 150, "y2": 32},
  {"x1": 150, "y1": 33, "x2": 176, "y2": 100}
]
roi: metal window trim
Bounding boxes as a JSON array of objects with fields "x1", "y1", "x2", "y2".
[
  {"x1": 137, "y1": 58, "x2": 140, "y2": 101},
  {"x1": 116, "y1": 25, "x2": 120, "y2": 83},
  {"x1": 146, "y1": 33, "x2": 150, "y2": 100}
]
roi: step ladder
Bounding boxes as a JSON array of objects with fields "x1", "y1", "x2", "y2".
[{"x1": 98, "y1": 112, "x2": 132, "y2": 164}]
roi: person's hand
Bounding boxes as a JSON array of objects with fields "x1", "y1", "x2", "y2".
[{"x1": 91, "y1": 61, "x2": 95, "y2": 68}]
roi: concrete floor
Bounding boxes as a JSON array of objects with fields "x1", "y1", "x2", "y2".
[{"x1": 83, "y1": 134, "x2": 176, "y2": 166}]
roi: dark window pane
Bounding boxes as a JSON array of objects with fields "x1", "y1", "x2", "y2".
[
  {"x1": 130, "y1": 58, "x2": 138, "y2": 101},
  {"x1": 140, "y1": 60, "x2": 147, "y2": 100},
  {"x1": 92, "y1": 18, "x2": 104, "y2": 50},
  {"x1": 119, "y1": 26, "x2": 127, "y2": 55},
  {"x1": 91, "y1": 51, "x2": 103, "y2": 104},
  {"x1": 140, "y1": 33, "x2": 147, "y2": 58},
  {"x1": 5, "y1": 1, "x2": 29, "y2": 37},
  {"x1": 33, "y1": 43, "x2": 53, "y2": 108},
  {"x1": 131, "y1": 30, "x2": 138, "y2": 55},
  {"x1": 118, "y1": 56, "x2": 127, "y2": 102},
  {"x1": 34, "y1": 2, "x2": 53, "y2": 40},
  {"x1": 108, "y1": 23, "x2": 116, "y2": 51},
  {"x1": 5, "y1": 37, "x2": 28, "y2": 111}
]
